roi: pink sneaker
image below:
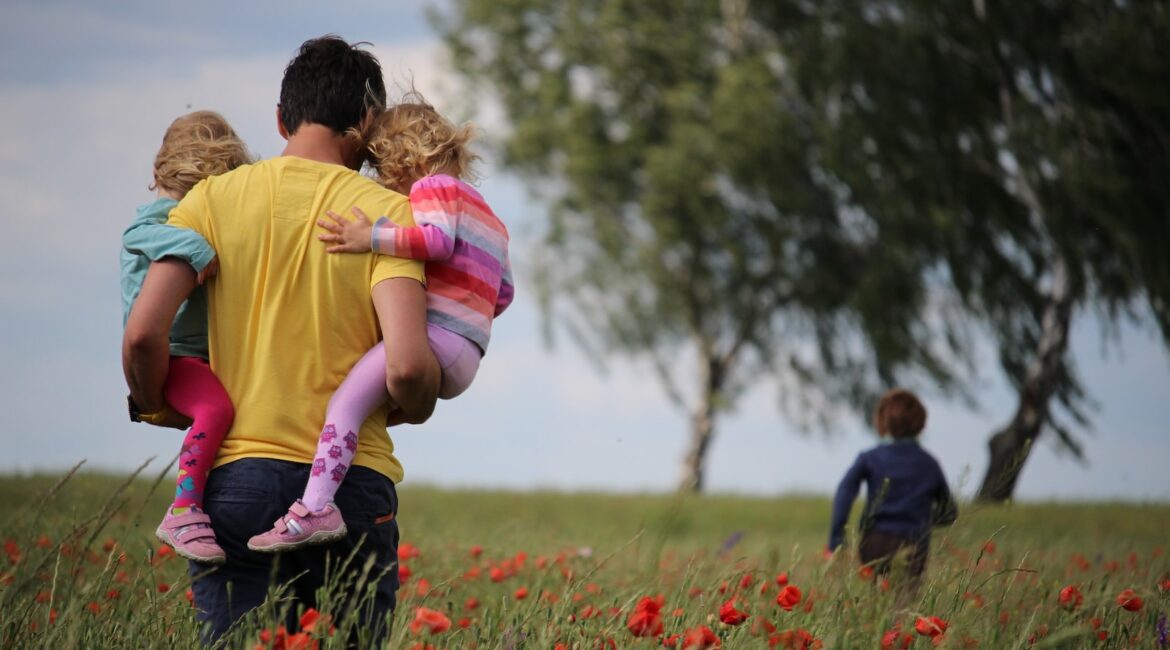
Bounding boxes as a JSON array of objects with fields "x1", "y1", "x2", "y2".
[
  {"x1": 156, "y1": 508, "x2": 226, "y2": 564},
  {"x1": 247, "y1": 500, "x2": 347, "y2": 553}
]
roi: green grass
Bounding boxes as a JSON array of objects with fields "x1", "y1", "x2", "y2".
[{"x1": 1, "y1": 468, "x2": 1167, "y2": 648}]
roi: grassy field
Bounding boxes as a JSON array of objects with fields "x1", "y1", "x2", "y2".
[{"x1": 0, "y1": 467, "x2": 1167, "y2": 648}]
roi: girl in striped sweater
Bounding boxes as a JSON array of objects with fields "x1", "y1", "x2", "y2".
[{"x1": 248, "y1": 97, "x2": 513, "y2": 552}]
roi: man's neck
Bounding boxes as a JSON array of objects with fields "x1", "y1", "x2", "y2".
[{"x1": 281, "y1": 123, "x2": 357, "y2": 168}]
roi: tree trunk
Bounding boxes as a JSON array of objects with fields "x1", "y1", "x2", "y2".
[
  {"x1": 677, "y1": 355, "x2": 724, "y2": 493},
  {"x1": 977, "y1": 256, "x2": 1074, "y2": 502}
]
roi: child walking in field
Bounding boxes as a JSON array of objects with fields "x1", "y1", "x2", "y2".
[
  {"x1": 121, "y1": 111, "x2": 251, "y2": 564},
  {"x1": 827, "y1": 388, "x2": 958, "y2": 589},
  {"x1": 248, "y1": 96, "x2": 514, "y2": 552}
]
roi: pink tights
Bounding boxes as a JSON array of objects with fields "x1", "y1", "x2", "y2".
[
  {"x1": 164, "y1": 356, "x2": 233, "y2": 511},
  {"x1": 301, "y1": 326, "x2": 481, "y2": 511}
]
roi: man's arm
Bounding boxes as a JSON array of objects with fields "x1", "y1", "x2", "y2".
[
  {"x1": 123, "y1": 258, "x2": 196, "y2": 413},
  {"x1": 372, "y1": 277, "x2": 440, "y2": 424}
]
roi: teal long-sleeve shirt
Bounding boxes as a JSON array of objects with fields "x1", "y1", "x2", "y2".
[{"x1": 120, "y1": 197, "x2": 217, "y2": 359}]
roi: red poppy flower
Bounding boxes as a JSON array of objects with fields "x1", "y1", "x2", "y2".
[
  {"x1": 398, "y1": 543, "x2": 420, "y2": 560},
  {"x1": 914, "y1": 616, "x2": 948, "y2": 637},
  {"x1": 771, "y1": 628, "x2": 820, "y2": 649},
  {"x1": 627, "y1": 596, "x2": 665, "y2": 637},
  {"x1": 398, "y1": 563, "x2": 412, "y2": 582},
  {"x1": 1116, "y1": 588, "x2": 1143, "y2": 612},
  {"x1": 409, "y1": 607, "x2": 452, "y2": 635},
  {"x1": 1059, "y1": 585, "x2": 1083, "y2": 610},
  {"x1": 514, "y1": 586, "x2": 529, "y2": 600},
  {"x1": 775, "y1": 585, "x2": 802, "y2": 611},
  {"x1": 283, "y1": 632, "x2": 317, "y2": 650},
  {"x1": 299, "y1": 608, "x2": 331, "y2": 633},
  {"x1": 663, "y1": 633, "x2": 681, "y2": 647},
  {"x1": 469, "y1": 544, "x2": 483, "y2": 558},
  {"x1": 718, "y1": 599, "x2": 749, "y2": 626},
  {"x1": 858, "y1": 565, "x2": 874, "y2": 580},
  {"x1": 457, "y1": 616, "x2": 471, "y2": 629},
  {"x1": 489, "y1": 566, "x2": 506, "y2": 582},
  {"x1": 681, "y1": 625, "x2": 721, "y2": 649},
  {"x1": 880, "y1": 629, "x2": 914, "y2": 649},
  {"x1": 775, "y1": 572, "x2": 789, "y2": 587},
  {"x1": 465, "y1": 596, "x2": 479, "y2": 610}
]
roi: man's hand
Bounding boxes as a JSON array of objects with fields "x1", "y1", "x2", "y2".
[
  {"x1": 318, "y1": 207, "x2": 375, "y2": 254},
  {"x1": 386, "y1": 410, "x2": 409, "y2": 428},
  {"x1": 196, "y1": 256, "x2": 219, "y2": 285}
]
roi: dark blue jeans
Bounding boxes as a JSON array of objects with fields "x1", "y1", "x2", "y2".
[{"x1": 189, "y1": 458, "x2": 399, "y2": 644}]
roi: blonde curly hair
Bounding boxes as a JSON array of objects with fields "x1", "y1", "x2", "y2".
[
  {"x1": 151, "y1": 111, "x2": 252, "y2": 197},
  {"x1": 365, "y1": 94, "x2": 479, "y2": 194}
]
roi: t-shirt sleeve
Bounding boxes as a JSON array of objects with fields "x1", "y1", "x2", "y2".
[
  {"x1": 370, "y1": 195, "x2": 425, "y2": 289},
  {"x1": 166, "y1": 182, "x2": 214, "y2": 248}
]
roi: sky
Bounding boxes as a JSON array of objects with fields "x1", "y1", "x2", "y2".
[{"x1": 1, "y1": 0, "x2": 1167, "y2": 503}]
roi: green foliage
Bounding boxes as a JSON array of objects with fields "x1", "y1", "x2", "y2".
[
  {"x1": 435, "y1": 0, "x2": 962, "y2": 435},
  {"x1": 434, "y1": 1, "x2": 1170, "y2": 482}
]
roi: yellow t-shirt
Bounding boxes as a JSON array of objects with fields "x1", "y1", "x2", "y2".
[{"x1": 168, "y1": 156, "x2": 424, "y2": 482}]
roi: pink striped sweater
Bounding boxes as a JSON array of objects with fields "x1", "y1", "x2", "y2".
[{"x1": 372, "y1": 174, "x2": 513, "y2": 353}]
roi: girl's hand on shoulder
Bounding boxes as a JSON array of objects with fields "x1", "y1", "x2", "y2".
[{"x1": 317, "y1": 207, "x2": 375, "y2": 254}]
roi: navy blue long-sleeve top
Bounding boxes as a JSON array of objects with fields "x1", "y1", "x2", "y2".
[{"x1": 828, "y1": 439, "x2": 957, "y2": 550}]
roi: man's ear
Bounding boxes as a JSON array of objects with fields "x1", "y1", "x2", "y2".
[{"x1": 276, "y1": 105, "x2": 290, "y2": 140}]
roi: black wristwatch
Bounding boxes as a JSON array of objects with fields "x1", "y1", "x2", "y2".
[{"x1": 128, "y1": 395, "x2": 143, "y2": 423}]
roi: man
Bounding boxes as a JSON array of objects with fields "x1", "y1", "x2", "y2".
[{"x1": 123, "y1": 35, "x2": 439, "y2": 642}]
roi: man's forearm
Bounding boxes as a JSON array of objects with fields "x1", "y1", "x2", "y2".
[
  {"x1": 123, "y1": 330, "x2": 171, "y2": 413},
  {"x1": 387, "y1": 358, "x2": 440, "y2": 424},
  {"x1": 372, "y1": 277, "x2": 441, "y2": 424},
  {"x1": 123, "y1": 259, "x2": 197, "y2": 413}
]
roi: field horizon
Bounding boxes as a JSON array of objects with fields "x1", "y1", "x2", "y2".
[{"x1": 1, "y1": 469, "x2": 1167, "y2": 648}]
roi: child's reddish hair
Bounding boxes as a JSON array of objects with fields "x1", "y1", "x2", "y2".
[{"x1": 873, "y1": 388, "x2": 927, "y2": 439}]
